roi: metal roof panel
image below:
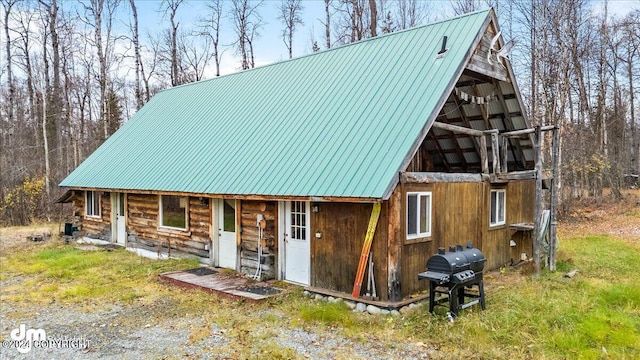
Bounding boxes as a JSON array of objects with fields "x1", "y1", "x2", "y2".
[{"x1": 60, "y1": 10, "x2": 492, "y2": 199}]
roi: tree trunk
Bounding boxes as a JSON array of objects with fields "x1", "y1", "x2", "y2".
[
  {"x1": 325, "y1": 0, "x2": 331, "y2": 49},
  {"x1": 369, "y1": 0, "x2": 376, "y2": 37},
  {"x1": 129, "y1": 0, "x2": 143, "y2": 109},
  {"x1": 2, "y1": 0, "x2": 16, "y2": 136}
]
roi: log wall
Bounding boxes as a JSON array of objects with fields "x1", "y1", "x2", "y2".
[
  {"x1": 310, "y1": 202, "x2": 389, "y2": 301},
  {"x1": 126, "y1": 193, "x2": 211, "y2": 260},
  {"x1": 73, "y1": 191, "x2": 111, "y2": 239},
  {"x1": 239, "y1": 200, "x2": 277, "y2": 280}
]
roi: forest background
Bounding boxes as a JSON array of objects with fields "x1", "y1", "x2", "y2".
[{"x1": 1, "y1": 0, "x2": 638, "y2": 225}]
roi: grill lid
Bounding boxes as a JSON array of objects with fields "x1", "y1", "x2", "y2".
[{"x1": 426, "y1": 242, "x2": 486, "y2": 275}]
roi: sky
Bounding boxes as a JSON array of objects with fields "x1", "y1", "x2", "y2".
[{"x1": 120, "y1": 0, "x2": 639, "y2": 78}]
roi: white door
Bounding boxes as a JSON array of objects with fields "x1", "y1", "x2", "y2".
[
  {"x1": 284, "y1": 201, "x2": 310, "y2": 285},
  {"x1": 218, "y1": 199, "x2": 237, "y2": 269},
  {"x1": 114, "y1": 193, "x2": 126, "y2": 245}
]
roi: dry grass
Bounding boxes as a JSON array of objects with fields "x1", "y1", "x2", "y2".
[{"x1": 1, "y1": 190, "x2": 639, "y2": 358}]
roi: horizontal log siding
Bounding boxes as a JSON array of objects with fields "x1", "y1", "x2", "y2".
[
  {"x1": 240, "y1": 201, "x2": 277, "y2": 279},
  {"x1": 74, "y1": 191, "x2": 111, "y2": 239},
  {"x1": 127, "y1": 193, "x2": 211, "y2": 259},
  {"x1": 311, "y1": 202, "x2": 389, "y2": 301}
]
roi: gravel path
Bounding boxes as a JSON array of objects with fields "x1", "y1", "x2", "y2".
[{"x1": 1, "y1": 288, "x2": 433, "y2": 360}]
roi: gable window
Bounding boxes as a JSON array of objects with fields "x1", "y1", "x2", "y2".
[
  {"x1": 407, "y1": 192, "x2": 431, "y2": 239},
  {"x1": 86, "y1": 191, "x2": 101, "y2": 217},
  {"x1": 160, "y1": 195, "x2": 188, "y2": 230},
  {"x1": 490, "y1": 189, "x2": 506, "y2": 227}
]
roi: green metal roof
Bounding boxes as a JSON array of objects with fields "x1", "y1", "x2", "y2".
[{"x1": 60, "y1": 10, "x2": 492, "y2": 200}]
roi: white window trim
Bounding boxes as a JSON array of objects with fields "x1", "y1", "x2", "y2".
[
  {"x1": 85, "y1": 191, "x2": 101, "y2": 218},
  {"x1": 406, "y1": 191, "x2": 432, "y2": 240},
  {"x1": 490, "y1": 189, "x2": 506, "y2": 227},
  {"x1": 159, "y1": 195, "x2": 188, "y2": 231}
]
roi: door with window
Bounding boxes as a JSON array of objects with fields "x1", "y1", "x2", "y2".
[
  {"x1": 284, "y1": 201, "x2": 310, "y2": 285},
  {"x1": 218, "y1": 199, "x2": 237, "y2": 269},
  {"x1": 113, "y1": 192, "x2": 126, "y2": 245}
]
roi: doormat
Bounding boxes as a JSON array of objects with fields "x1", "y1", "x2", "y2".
[
  {"x1": 236, "y1": 286, "x2": 283, "y2": 296},
  {"x1": 185, "y1": 267, "x2": 218, "y2": 276}
]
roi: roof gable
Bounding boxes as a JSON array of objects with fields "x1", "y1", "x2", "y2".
[{"x1": 61, "y1": 10, "x2": 493, "y2": 200}]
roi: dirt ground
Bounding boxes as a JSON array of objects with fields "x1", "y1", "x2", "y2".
[{"x1": 558, "y1": 189, "x2": 640, "y2": 245}]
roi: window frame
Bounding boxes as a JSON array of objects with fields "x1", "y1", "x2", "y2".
[
  {"x1": 159, "y1": 195, "x2": 189, "y2": 231},
  {"x1": 489, "y1": 188, "x2": 506, "y2": 227},
  {"x1": 406, "y1": 191, "x2": 432, "y2": 240},
  {"x1": 85, "y1": 191, "x2": 101, "y2": 218}
]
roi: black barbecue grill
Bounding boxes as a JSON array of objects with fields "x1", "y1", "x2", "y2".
[{"x1": 418, "y1": 243, "x2": 486, "y2": 316}]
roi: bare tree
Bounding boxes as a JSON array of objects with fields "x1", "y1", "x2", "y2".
[
  {"x1": 396, "y1": 0, "x2": 428, "y2": 30},
  {"x1": 162, "y1": 0, "x2": 183, "y2": 86},
  {"x1": 278, "y1": 0, "x2": 303, "y2": 59},
  {"x1": 129, "y1": 0, "x2": 144, "y2": 109},
  {"x1": 324, "y1": 0, "x2": 331, "y2": 49},
  {"x1": 230, "y1": 0, "x2": 263, "y2": 70},
  {"x1": 200, "y1": 0, "x2": 224, "y2": 76},
  {"x1": 80, "y1": 0, "x2": 122, "y2": 140},
  {"x1": 1, "y1": 0, "x2": 17, "y2": 131},
  {"x1": 180, "y1": 33, "x2": 214, "y2": 81}
]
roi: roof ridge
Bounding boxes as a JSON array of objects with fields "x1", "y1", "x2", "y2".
[{"x1": 161, "y1": 8, "x2": 492, "y2": 93}]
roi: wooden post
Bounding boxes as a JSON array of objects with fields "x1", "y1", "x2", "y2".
[
  {"x1": 532, "y1": 126, "x2": 543, "y2": 276},
  {"x1": 387, "y1": 187, "x2": 402, "y2": 302},
  {"x1": 500, "y1": 136, "x2": 508, "y2": 173},
  {"x1": 480, "y1": 135, "x2": 489, "y2": 174},
  {"x1": 491, "y1": 132, "x2": 500, "y2": 174},
  {"x1": 548, "y1": 126, "x2": 559, "y2": 271}
]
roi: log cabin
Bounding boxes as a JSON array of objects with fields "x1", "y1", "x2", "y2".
[{"x1": 59, "y1": 9, "x2": 550, "y2": 303}]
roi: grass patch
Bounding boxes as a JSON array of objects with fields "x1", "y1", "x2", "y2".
[
  {"x1": 0, "y1": 241, "x2": 199, "y2": 304},
  {"x1": 401, "y1": 234, "x2": 640, "y2": 359},
  {"x1": 298, "y1": 301, "x2": 354, "y2": 327},
  {"x1": 1, "y1": 224, "x2": 639, "y2": 358}
]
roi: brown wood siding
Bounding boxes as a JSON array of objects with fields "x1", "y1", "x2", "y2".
[
  {"x1": 310, "y1": 202, "x2": 389, "y2": 301},
  {"x1": 239, "y1": 200, "x2": 277, "y2": 279},
  {"x1": 466, "y1": 20, "x2": 509, "y2": 82},
  {"x1": 126, "y1": 193, "x2": 211, "y2": 259},
  {"x1": 400, "y1": 182, "x2": 484, "y2": 297},
  {"x1": 483, "y1": 180, "x2": 535, "y2": 269}
]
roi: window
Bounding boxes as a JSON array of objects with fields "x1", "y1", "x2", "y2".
[
  {"x1": 86, "y1": 191, "x2": 101, "y2": 217},
  {"x1": 160, "y1": 195, "x2": 188, "y2": 229},
  {"x1": 490, "y1": 189, "x2": 506, "y2": 226},
  {"x1": 290, "y1": 201, "x2": 307, "y2": 240},
  {"x1": 407, "y1": 192, "x2": 431, "y2": 239}
]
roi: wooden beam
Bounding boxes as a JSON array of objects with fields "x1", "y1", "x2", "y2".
[
  {"x1": 432, "y1": 121, "x2": 485, "y2": 137},
  {"x1": 491, "y1": 132, "x2": 500, "y2": 173},
  {"x1": 451, "y1": 89, "x2": 483, "y2": 167},
  {"x1": 502, "y1": 125, "x2": 555, "y2": 138},
  {"x1": 401, "y1": 172, "x2": 488, "y2": 183},
  {"x1": 427, "y1": 132, "x2": 452, "y2": 171},
  {"x1": 495, "y1": 170, "x2": 537, "y2": 180},
  {"x1": 500, "y1": 136, "x2": 509, "y2": 173},
  {"x1": 493, "y1": 79, "x2": 526, "y2": 169},
  {"x1": 480, "y1": 134, "x2": 488, "y2": 174},
  {"x1": 386, "y1": 187, "x2": 402, "y2": 302},
  {"x1": 532, "y1": 126, "x2": 543, "y2": 276},
  {"x1": 548, "y1": 127, "x2": 560, "y2": 272},
  {"x1": 60, "y1": 187, "x2": 381, "y2": 204}
]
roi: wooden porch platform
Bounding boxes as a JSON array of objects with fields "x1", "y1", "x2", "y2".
[{"x1": 159, "y1": 267, "x2": 284, "y2": 302}]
